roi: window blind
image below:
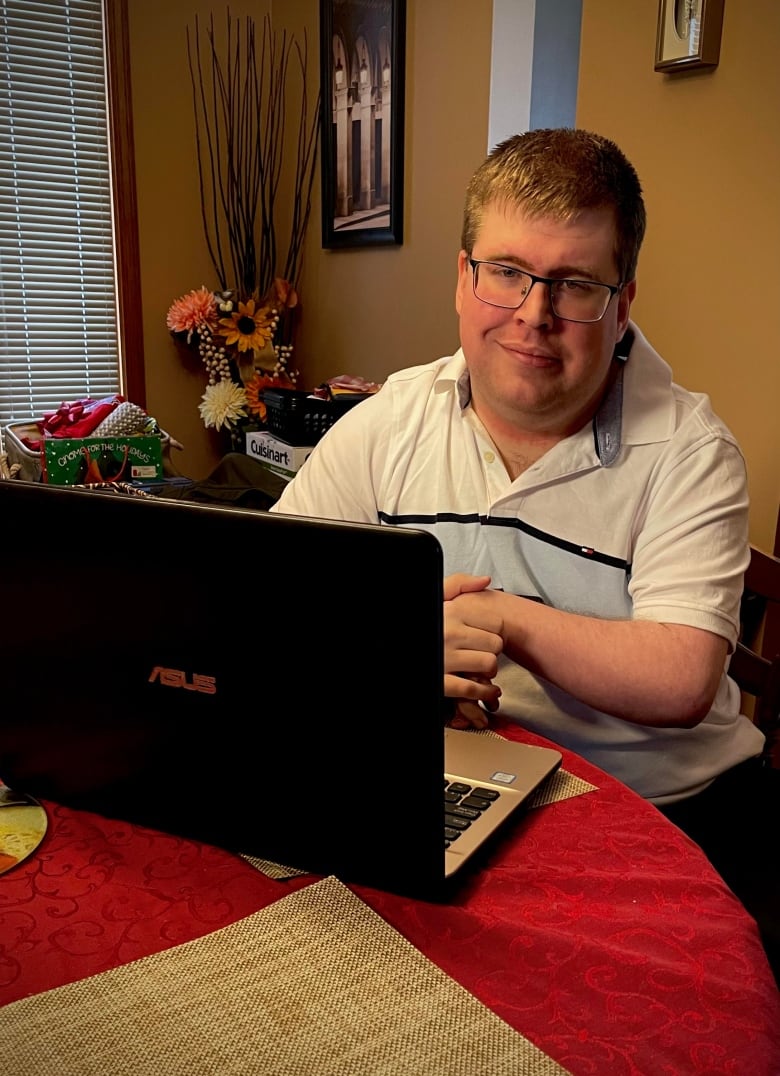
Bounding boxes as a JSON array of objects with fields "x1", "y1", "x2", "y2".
[{"x1": 0, "y1": 0, "x2": 120, "y2": 430}]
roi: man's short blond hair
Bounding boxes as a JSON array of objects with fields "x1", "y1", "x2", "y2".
[{"x1": 461, "y1": 128, "x2": 647, "y2": 284}]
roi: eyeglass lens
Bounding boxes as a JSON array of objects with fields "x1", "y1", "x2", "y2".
[{"x1": 473, "y1": 262, "x2": 614, "y2": 322}]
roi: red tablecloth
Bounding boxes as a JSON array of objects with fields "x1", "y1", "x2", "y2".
[{"x1": 2, "y1": 722, "x2": 779, "y2": 1074}]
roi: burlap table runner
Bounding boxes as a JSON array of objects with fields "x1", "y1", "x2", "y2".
[
  {"x1": 2, "y1": 874, "x2": 570, "y2": 1075},
  {"x1": 527, "y1": 765, "x2": 596, "y2": 806}
]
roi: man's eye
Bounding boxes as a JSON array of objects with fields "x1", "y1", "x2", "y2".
[
  {"x1": 490, "y1": 265, "x2": 522, "y2": 281},
  {"x1": 558, "y1": 279, "x2": 595, "y2": 294}
]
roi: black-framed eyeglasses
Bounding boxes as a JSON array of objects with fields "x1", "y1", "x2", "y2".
[{"x1": 469, "y1": 258, "x2": 623, "y2": 324}]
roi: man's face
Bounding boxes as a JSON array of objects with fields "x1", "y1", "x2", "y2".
[{"x1": 455, "y1": 202, "x2": 635, "y2": 437}]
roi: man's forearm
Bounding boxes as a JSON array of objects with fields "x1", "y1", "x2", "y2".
[{"x1": 460, "y1": 590, "x2": 728, "y2": 728}]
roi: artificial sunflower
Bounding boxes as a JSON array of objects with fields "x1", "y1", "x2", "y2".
[{"x1": 218, "y1": 299, "x2": 278, "y2": 356}]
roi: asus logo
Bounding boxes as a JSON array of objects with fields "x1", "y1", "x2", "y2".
[{"x1": 148, "y1": 666, "x2": 217, "y2": 694}]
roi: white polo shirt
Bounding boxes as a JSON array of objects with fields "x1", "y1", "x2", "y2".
[{"x1": 272, "y1": 323, "x2": 764, "y2": 803}]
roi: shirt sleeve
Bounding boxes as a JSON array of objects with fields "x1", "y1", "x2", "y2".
[
  {"x1": 269, "y1": 391, "x2": 388, "y2": 523},
  {"x1": 629, "y1": 424, "x2": 749, "y2": 650}
]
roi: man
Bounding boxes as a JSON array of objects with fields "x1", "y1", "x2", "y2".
[{"x1": 272, "y1": 129, "x2": 777, "y2": 976}]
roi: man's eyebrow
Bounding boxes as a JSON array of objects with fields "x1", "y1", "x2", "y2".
[{"x1": 479, "y1": 254, "x2": 602, "y2": 280}]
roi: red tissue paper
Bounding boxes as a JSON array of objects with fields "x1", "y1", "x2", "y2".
[{"x1": 22, "y1": 396, "x2": 125, "y2": 450}]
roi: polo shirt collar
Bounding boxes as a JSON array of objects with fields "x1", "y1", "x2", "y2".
[
  {"x1": 592, "y1": 328, "x2": 633, "y2": 466},
  {"x1": 442, "y1": 320, "x2": 677, "y2": 466}
]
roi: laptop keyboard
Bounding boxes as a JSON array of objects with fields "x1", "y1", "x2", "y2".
[{"x1": 444, "y1": 780, "x2": 500, "y2": 847}]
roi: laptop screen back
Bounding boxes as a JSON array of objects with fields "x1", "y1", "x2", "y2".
[{"x1": 0, "y1": 480, "x2": 450, "y2": 896}]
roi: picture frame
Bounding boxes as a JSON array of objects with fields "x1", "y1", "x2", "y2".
[
  {"x1": 319, "y1": 0, "x2": 406, "y2": 248},
  {"x1": 654, "y1": 0, "x2": 725, "y2": 72}
]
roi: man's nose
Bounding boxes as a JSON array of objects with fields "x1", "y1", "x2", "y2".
[{"x1": 512, "y1": 279, "x2": 554, "y2": 328}]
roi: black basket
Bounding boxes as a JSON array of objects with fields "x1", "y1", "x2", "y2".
[{"x1": 263, "y1": 388, "x2": 369, "y2": 445}]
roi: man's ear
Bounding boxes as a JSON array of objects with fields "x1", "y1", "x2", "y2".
[
  {"x1": 615, "y1": 278, "x2": 636, "y2": 341},
  {"x1": 455, "y1": 250, "x2": 470, "y2": 315}
]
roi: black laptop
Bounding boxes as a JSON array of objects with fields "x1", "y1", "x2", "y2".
[{"x1": 0, "y1": 479, "x2": 561, "y2": 900}]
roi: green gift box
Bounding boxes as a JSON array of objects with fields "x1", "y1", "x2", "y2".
[{"x1": 42, "y1": 435, "x2": 164, "y2": 485}]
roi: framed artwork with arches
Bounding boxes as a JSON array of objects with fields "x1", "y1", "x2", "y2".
[{"x1": 319, "y1": 0, "x2": 406, "y2": 248}]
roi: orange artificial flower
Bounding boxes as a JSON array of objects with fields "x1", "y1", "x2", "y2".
[
  {"x1": 244, "y1": 372, "x2": 296, "y2": 423},
  {"x1": 166, "y1": 286, "x2": 218, "y2": 341}
]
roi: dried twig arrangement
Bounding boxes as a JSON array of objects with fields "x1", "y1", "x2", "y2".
[{"x1": 187, "y1": 11, "x2": 321, "y2": 302}]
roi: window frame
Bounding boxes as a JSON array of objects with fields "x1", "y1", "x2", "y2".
[
  {"x1": 104, "y1": 0, "x2": 145, "y2": 408},
  {"x1": 0, "y1": 0, "x2": 145, "y2": 424}
]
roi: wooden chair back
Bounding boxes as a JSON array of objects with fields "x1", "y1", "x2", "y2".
[{"x1": 730, "y1": 543, "x2": 780, "y2": 768}]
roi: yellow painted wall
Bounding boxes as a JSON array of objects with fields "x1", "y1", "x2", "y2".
[
  {"x1": 576, "y1": 1, "x2": 780, "y2": 550},
  {"x1": 129, "y1": 0, "x2": 779, "y2": 547},
  {"x1": 130, "y1": 0, "x2": 491, "y2": 483}
]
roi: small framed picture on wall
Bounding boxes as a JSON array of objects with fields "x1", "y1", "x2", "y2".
[
  {"x1": 320, "y1": 0, "x2": 406, "y2": 248},
  {"x1": 654, "y1": 0, "x2": 725, "y2": 72}
]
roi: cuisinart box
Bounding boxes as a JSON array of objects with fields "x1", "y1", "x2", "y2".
[{"x1": 245, "y1": 430, "x2": 314, "y2": 478}]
